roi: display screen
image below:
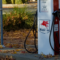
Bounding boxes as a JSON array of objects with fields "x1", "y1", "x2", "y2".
[{"x1": 39, "y1": 0, "x2": 48, "y2": 12}]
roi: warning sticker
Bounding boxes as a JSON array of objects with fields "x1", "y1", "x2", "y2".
[
  {"x1": 54, "y1": 24, "x2": 58, "y2": 31},
  {"x1": 39, "y1": 20, "x2": 50, "y2": 34}
]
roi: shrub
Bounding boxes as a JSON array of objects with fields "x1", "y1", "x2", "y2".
[
  {"x1": 15, "y1": 0, "x2": 22, "y2": 4},
  {"x1": 2, "y1": 0, "x2": 28, "y2": 4},
  {"x1": 2, "y1": 0, "x2": 6, "y2": 4},
  {"x1": 6, "y1": 0, "x2": 12, "y2": 4},
  {"x1": 3, "y1": 7, "x2": 34, "y2": 31}
]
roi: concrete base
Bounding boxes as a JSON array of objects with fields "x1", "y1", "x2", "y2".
[
  {"x1": 0, "y1": 45, "x2": 5, "y2": 49},
  {"x1": 0, "y1": 45, "x2": 5, "y2": 48},
  {"x1": 2, "y1": 45, "x2": 5, "y2": 47}
]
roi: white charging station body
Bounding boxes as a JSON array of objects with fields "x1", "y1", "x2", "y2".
[{"x1": 38, "y1": 0, "x2": 54, "y2": 55}]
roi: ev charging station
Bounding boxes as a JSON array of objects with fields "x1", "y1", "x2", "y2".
[
  {"x1": 38, "y1": 0, "x2": 54, "y2": 55},
  {"x1": 38, "y1": 0, "x2": 60, "y2": 55},
  {"x1": 24, "y1": 0, "x2": 60, "y2": 55}
]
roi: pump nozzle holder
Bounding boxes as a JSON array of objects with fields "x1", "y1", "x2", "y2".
[
  {"x1": 57, "y1": 9, "x2": 60, "y2": 20},
  {"x1": 52, "y1": 10, "x2": 57, "y2": 17}
]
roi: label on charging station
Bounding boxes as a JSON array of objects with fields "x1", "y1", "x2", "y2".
[
  {"x1": 54, "y1": 24, "x2": 58, "y2": 31},
  {"x1": 39, "y1": 20, "x2": 50, "y2": 34},
  {"x1": 40, "y1": 0, "x2": 48, "y2": 12}
]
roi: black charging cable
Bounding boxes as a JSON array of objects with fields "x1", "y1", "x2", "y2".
[
  {"x1": 24, "y1": 11, "x2": 38, "y2": 53},
  {"x1": 49, "y1": 10, "x2": 60, "y2": 53}
]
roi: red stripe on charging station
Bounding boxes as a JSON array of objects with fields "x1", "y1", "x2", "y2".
[
  {"x1": 53, "y1": 0, "x2": 59, "y2": 55},
  {"x1": 53, "y1": 0, "x2": 59, "y2": 11}
]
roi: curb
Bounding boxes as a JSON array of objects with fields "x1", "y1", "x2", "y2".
[
  {"x1": 0, "y1": 53, "x2": 55, "y2": 60},
  {"x1": 0, "y1": 53, "x2": 40, "y2": 60}
]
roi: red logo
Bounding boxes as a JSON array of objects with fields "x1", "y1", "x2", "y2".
[{"x1": 41, "y1": 21, "x2": 49, "y2": 28}]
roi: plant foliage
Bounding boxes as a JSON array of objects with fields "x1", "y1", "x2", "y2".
[{"x1": 3, "y1": 7, "x2": 34, "y2": 31}]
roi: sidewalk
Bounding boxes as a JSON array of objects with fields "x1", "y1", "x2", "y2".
[
  {"x1": 0, "y1": 48, "x2": 57, "y2": 60},
  {"x1": 2, "y1": 4, "x2": 37, "y2": 8},
  {"x1": 0, "y1": 53, "x2": 55, "y2": 60},
  {"x1": 0, "y1": 48, "x2": 55, "y2": 60}
]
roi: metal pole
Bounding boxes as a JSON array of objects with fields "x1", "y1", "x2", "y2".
[{"x1": 1, "y1": 0, "x2": 3, "y2": 45}]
